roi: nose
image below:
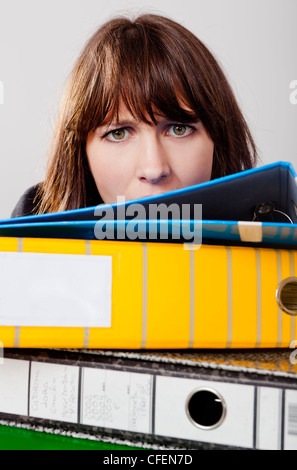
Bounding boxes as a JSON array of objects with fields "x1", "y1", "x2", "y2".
[{"x1": 136, "y1": 134, "x2": 170, "y2": 184}]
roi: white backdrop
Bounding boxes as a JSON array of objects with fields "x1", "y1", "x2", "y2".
[{"x1": 0, "y1": 0, "x2": 296, "y2": 219}]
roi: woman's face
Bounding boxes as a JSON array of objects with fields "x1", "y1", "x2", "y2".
[{"x1": 86, "y1": 104, "x2": 214, "y2": 204}]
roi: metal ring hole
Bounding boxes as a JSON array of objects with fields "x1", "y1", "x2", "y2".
[
  {"x1": 186, "y1": 387, "x2": 226, "y2": 430},
  {"x1": 276, "y1": 277, "x2": 297, "y2": 316}
]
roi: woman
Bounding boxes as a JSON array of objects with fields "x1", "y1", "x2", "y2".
[{"x1": 11, "y1": 13, "x2": 257, "y2": 218}]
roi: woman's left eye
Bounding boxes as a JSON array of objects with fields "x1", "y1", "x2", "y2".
[
  {"x1": 105, "y1": 128, "x2": 130, "y2": 142},
  {"x1": 167, "y1": 124, "x2": 193, "y2": 137}
]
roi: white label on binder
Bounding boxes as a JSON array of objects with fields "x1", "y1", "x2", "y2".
[
  {"x1": 0, "y1": 358, "x2": 29, "y2": 416},
  {"x1": 256, "y1": 387, "x2": 282, "y2": 450},
  {"x1": 29, "y1": 361, "x2": 79, "y2": 423},
  {"x1": 155, "y1": 376, "x2": 255, "y2": 449},
  {"x1": 284, "y1": 389, "x2": 297, "y2": 450},
  {"x1": 0, "y1": 252, "x2": 112, "y2": 327},
  {"x1": 238, "y1": 221, "x2": 262, "y2": 242},
  {"x1": 81, "y1": 368, "x2": 152, "y2": 433},
  {"x1": 128, "y1": 371, "x2": 153, "y2": 433}
]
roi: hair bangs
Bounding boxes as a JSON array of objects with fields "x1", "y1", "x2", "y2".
[{"x1": 92, "y1": 22, "x2": 200, "y2": 128}]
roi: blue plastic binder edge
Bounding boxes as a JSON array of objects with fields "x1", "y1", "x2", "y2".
[
  {"x1": 0, "y1": 218, "x2": 296, "y2": 247},
  {"x1": 2, "y1": 160, "x2": 297, "y2": 226}
]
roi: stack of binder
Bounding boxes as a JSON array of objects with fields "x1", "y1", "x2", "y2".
[{"x1": 0, "y1": 161, "x2": 297, "y2": 450}]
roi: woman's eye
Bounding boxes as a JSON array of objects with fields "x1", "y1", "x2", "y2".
[
  {"x1": 168, "y1": 124, "x2": 192, "y2": 137},
  {"x1": 106, "y1": 128, "x2": 129, "y2": 141}
]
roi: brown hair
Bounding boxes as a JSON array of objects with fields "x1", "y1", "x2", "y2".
[{"x1": 36, "y1": 13, "x2": 257, "y2": 214}]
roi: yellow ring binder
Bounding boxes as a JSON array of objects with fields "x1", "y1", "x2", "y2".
[{"x1": 0, "y1": 236, "x2": 297, "y2": 348}]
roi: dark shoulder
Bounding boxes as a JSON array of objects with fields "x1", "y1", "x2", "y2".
[{"x1": 11, "y1": 184, "x2": 41, "y2": 218}]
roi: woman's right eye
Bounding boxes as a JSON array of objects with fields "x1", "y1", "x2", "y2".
[{"x1": 105, "y1": 128, "x2": 130, "y2": 142}]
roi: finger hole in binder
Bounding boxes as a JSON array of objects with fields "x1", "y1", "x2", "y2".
[
  {"x1": 276, "y1": 277, "x2": 297, "y2": 316},
  {"x1": 185, "y1": 387, "x2": 227, "y2": 430},
  {"x1": 253, "y1": 202, "x2": 293, "y2": 224}
]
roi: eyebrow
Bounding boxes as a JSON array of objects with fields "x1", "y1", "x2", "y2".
[
  {"x1": 110, "y1": 119, "x2": 138, "y2": 127},
  {"x1": 98, "y1": 119, "x2": 140, "y2": 131},
  {"x1": 98, "y1": 115, "x2": 199, "y2": 131}
]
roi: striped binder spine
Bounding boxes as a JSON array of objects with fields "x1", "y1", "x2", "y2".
[{"x1": 0, "y1": 236, "x2": 296, "y2": 349}]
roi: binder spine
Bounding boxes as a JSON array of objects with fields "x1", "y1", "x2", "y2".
[
  {"x1": 0, "y1": 237, "x2": 296, "y2": 349},
  {"x1": 1, "y1": 353, "x2": 297, "y2": 450}
]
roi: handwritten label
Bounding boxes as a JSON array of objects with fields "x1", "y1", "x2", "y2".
[
  {"x1": 81, "y1": 368, "x2": 152, "y2": 433},
  {"x1": 29, "y1": 361, "x2": 79, "y2": 423}
]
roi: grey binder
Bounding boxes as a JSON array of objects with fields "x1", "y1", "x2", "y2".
[{"x1": 1, "y1": 348, "x2": 297, "y2": 450}]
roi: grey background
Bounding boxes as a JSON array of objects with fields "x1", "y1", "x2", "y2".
[{"x1": 0, "y1": 0, "x2": 296, "y2": 219}]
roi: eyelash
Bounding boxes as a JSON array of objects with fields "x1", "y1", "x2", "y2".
[
  {"x1": 102, "y1": 128, "x2": 132, "y2": 142},
  {"x1": 166, "y1": 124, "x2": 196, "y2": 137},
  {"x1": 101, "y1": 124, "x2": 197, "y2": 143}
]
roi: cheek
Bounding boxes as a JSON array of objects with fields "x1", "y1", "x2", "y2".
[
  {"x1": 197, "y1": 139, "x2": 214, "y2": 175},
  {"x1": 85, "y1": 134, "x2": 98, "y2": 174},
  {"x1": 86, "y1": 136, "x2": 114, "y2": 183},
  {"x1": 87, "y1": 136, "x2": 130, "y2": 176},
  {"x1": 177, "y1": 138, "x2": 214, "y2": 184},
  {"x1": 86, "y1": 135, "x2": 133, "y2": 202},
  {"x1": 85, "y1": 136, "x2": 112, "y2": 197}
]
